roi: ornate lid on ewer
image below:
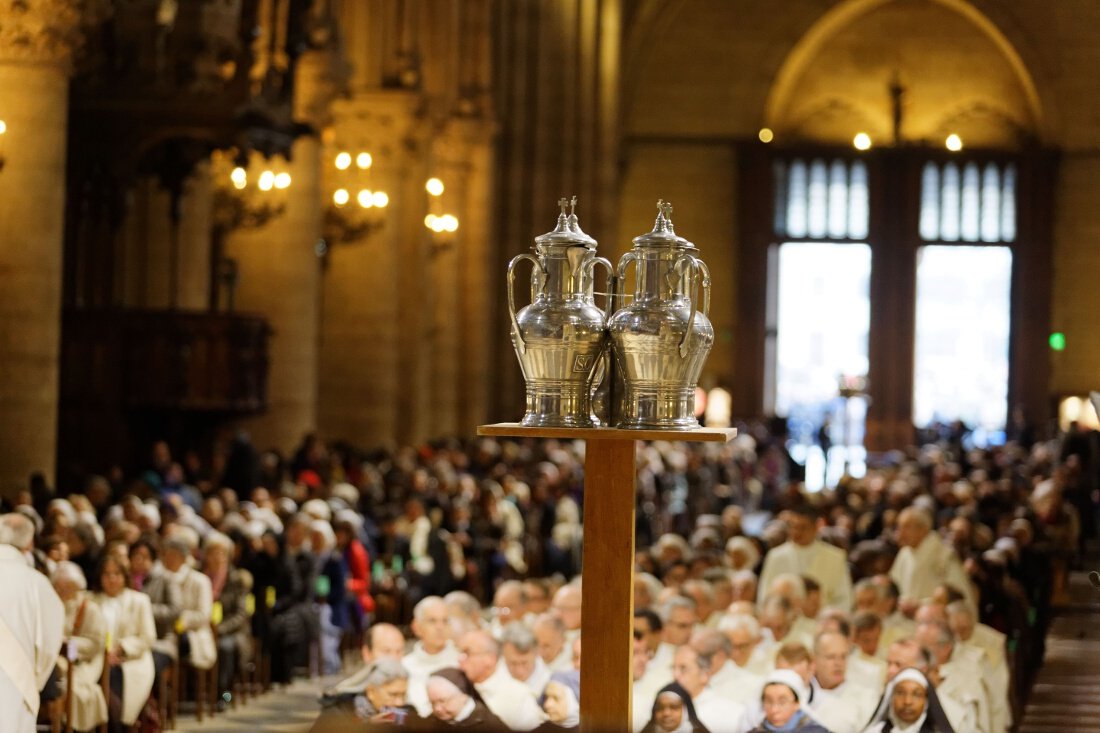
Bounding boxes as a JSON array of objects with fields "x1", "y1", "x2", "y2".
[
  {"x1": 631, "y1": 199, "x2": 696, "y2": 251},
  {"x1": 534, "y1": 196, "x2": 598, "y2": 250}
]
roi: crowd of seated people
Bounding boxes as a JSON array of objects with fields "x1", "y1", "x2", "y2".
[{"x1": 0, "y1": 420, "x2": 1095, "y2": 732}]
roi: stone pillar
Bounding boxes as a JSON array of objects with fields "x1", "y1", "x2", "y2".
[{"x1": 0, "y1": 1, "x2": 83, "y2": 495}]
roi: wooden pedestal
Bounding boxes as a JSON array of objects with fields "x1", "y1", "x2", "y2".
[{"x1": 477, "y1": 423, "x2": 736, "y2": 733}]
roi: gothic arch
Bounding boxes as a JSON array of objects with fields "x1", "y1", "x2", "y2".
[{"x1": 763, "y1": 0, "x2": 1056, "y2": 145}]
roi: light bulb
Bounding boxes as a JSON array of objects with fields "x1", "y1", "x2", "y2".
[
  {"x1": 372, "y1": 191, "x2": 389, "y2": 208},
  {"x1": 230, "y1": 167, "x2": 247, "y2": 189},
  {"x1": 758, "y1": 128, "x2": 774, "y2": 144},
  {"x1": 258, "y1": 170, "x2": 275, "y2": 191},
  {"x1": 442, "y1": 215, "x2": 459, "y2": 233},
  {"x1": 274, "y1": 172, "x2": 291, "y2": 189},
  {"x1": 357, "y1": 189, "x2": 374, "y2": 208},
  {"x1": 333, "y1": 188, "x2": 350, "y2": 206},
  {"x1": 0, "y1": 119, "x2": 8, "y2": 135},
  {"x1": 853, "y1": 132, "x2": 872, "y2": 151},
  {"x1": 426, "y1": 178, "x2": 445, "y2": 196},
  {"x1": 356, "y1": 152, "x2": 372, "y2": 170},
  {"x1": 335, "y1": 152, "x2": 351, "y2": 170},
  {"x1": 424, "y1": 214, "x2": 438, "y2": 229},
  {"x1": 945, "y1": 133, "x2": 963, "y2": 152}
]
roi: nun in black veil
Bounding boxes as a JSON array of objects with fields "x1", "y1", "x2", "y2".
[
  {"x1": 639, "y1": 682, "x2": 711, "y2": 733},
  {"x1": 862, "y1": 668, "x2": 955, "y2": 733}
]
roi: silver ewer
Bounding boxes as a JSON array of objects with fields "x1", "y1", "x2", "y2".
[
  {"x1": 609, "y1": 200, "x2": 713, "y2": 429},
  {"x1": 508, "y1": 197, "x2": 613, "y2": 427}
]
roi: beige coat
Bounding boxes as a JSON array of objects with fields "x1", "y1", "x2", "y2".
[
  {"x1": 175, "y1": 565, "x2": 216, "y2": 670},
  {"x1": 94, "y1": 588, "x2": 156, "y2": 725},
  {"x1": 60, "y1": 593, "x2": 108, "y2": 732}
]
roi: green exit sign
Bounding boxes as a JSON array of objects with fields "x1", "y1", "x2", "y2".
[{"x1": 1049, "y1": 332, "x2": 1066, "y2": 351}]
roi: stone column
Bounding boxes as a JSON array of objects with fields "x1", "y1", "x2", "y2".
[{"x1": 0, "y1": 1, "x2": 83, "y2": 496}]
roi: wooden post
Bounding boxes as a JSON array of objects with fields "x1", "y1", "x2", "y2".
[
  {"x1": 579, "y1": 437, "x2": 636, "y2": 733},
  {"x1": 478, "y1": 424, "x2": 734, "y2": 732}
]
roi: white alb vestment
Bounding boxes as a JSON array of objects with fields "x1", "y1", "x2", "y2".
[
  {"x1": 0, "y1": 545, "x2": 65, "y2": 733},
  {"x1": 475, "y1": 661, "x2": 547, "y2": 730},
  {"x1": 757, "y1": 539, "x2": 853, "y2": 611},
  {"x1": 403, "y1": 640, "x2": 461, "y2": 716},
  {"x1": 692, "y1": 686, "x2": 746, "y2": 733},
  {"x1": 889, "y1": 533, "x2": 974, "y2": 607},
  {"x1": 708, "y1": 660, "x2": 764, "y2": 706},
  {"x1": 808, "y1": 677, "x2": 879, "y2": 733}
]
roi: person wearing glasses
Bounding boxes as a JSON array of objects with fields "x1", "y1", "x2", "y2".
[{"x1": 747, "y1": 670, "x2": 829, "y2": 733}]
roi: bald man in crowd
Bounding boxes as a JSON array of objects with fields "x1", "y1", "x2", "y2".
[
  {"x1": 361, "y1": 622, "x2": 406, "y2": 663},
  {"x1": 550, "y1": 583, "x2": 582, "y2": 643},
  {"x1": 806, "y1": 630, "x2": 877, "y2": 733},
  {"x1": 890, "y1": 508, "x2": 974, "y2": 612},
  {"x1": 403, "y1": 596, "x2": 461, "y2": 716}
]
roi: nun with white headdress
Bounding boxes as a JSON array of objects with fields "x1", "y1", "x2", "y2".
[{"x1": 862, "y1": 668, "x2": 955, "y2": 733}]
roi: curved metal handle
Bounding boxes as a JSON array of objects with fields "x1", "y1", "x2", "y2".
[
  {"x1": 507, "y1": 253, "x2": 544, "y2": 355},
  {"x1": 677, "y1": 255, "x2": 706, "y2": 359},
  {"x1": 615, "y1": 251, "x2": 639, "y2": 307},
  {"x1": 586, "y1": 256, "x2": 615, "y2": 320}
]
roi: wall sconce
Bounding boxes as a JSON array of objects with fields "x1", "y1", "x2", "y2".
[
  {"x1": 0, "y1": 119, "x2": 7, "y2": 172},
  {"x1": 423, "y1": 176, "x2": 458, "y2": 252},
  {"x1": 209, "y1": 149, "x2": 292, "y2": 310},
  {"x1": 322, "y1": 149, "x2": 388, "y2": 245}
]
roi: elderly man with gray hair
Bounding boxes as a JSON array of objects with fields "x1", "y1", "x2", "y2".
[
  {"x1": 52, "y1": 561, "x2": 108, "y2": 731},
  {"x1": 501, "y1": 621, "x2": 552, "y2": 696},
  {"x1": 403, "y1": 595, "x2": 461, "y2": 716},
  {"x1": 0, "y1": 513, "x2": 65, "y2": 733}
]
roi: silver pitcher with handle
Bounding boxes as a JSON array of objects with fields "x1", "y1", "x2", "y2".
[
  {"x1": 508, "y1": 197, "x2": 613, "y2": 427},
  {"x1": 609, "y1": 200, "x2": 713, "y2": 429}
]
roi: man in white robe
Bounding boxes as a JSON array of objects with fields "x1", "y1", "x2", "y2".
[
  {"x1": 672, "y1": 644, "x2": 745, "y2": 733},
  {"x1": 718, "y1": 612, "x2": 772, "y2": 677},
  {"x1": 459, "y1": 629, "x2": 546, "y2": 730},
  {"x1": 403, "y1": 596, "x2": 461, "y2": 716},
  {"x1": 0, "y1": 514, "x2": 65, "y2": 733},
  {"x1": 806, "y1": 630, "x2": 878, "y2": 733},
  {"x1": 947, "y1": 601, "x2": 1011, "y2": 732},
  {"x1": 889, "y1": 508, "x2": 974, "y2": 611},
  {"x1": 757, "y1": 505, "x2": 852, "y2": 611},
  {"x1": 692, "y1": 628, "x2": 763, "y2": 707},
  {"x1": 917, "y1": 620, "x2": 992, "y2": 733},
  {"x1": 501, "y1": 621, "x2": 552, "y2": 696},
  {"x1": 533, "y1": 613, "x2": 573, "y2": 672}
]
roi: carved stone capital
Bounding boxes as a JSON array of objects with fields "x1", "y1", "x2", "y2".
[{"x1": 0, "y1": 0, "x2": 88, "y2": 69}]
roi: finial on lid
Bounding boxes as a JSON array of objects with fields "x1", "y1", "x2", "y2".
[
  {"x1": 536, "y1": 195, "x2": 597, "y2": 248},
  {"x1": 651, "y1": 199, "x2": 676, "y2": 235}
]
